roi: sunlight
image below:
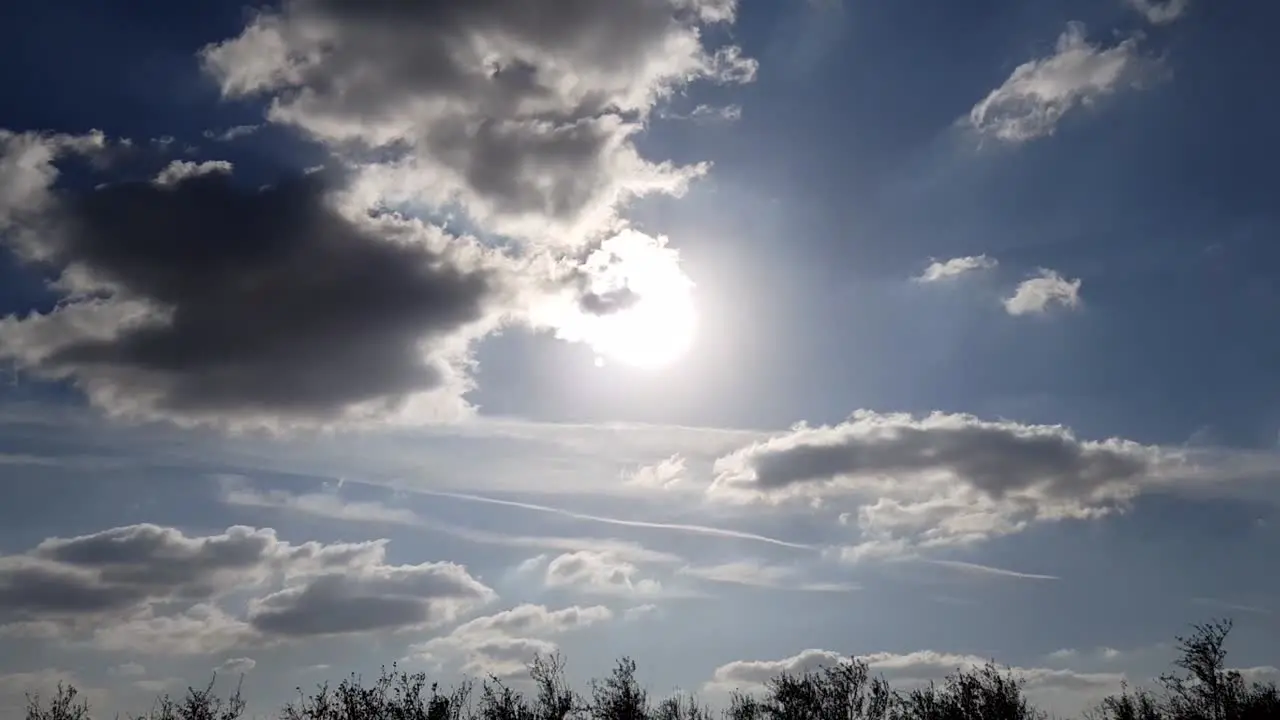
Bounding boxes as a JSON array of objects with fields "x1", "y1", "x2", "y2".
[
  {"x1": 547, "y1": 230, "x2": 698, "y2": 370},
  {"x1": 588, "y1": 278, "x2": 697, "y2": 369}
]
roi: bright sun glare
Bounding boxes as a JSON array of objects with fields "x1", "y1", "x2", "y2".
[{"x1": 550, "y1": 230, "x2": 697, "y2": 370}]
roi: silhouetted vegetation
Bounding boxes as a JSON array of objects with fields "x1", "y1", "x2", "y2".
[{"x1": 22, "y1": 619, "x2": 1278, "y2": 720}]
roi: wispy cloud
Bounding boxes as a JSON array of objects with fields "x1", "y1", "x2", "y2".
[
  {"x1": 414, "y1": 489, "x2": 814, "y2": 550},
  {"x1": 968, "y1": 22, "x2": 1157, "y2": 143},
  {"x1": 1125, "y1": 0, "x2": 1190, "y2": 26},
  {"x1": 914, "y1": 255, "x2": 998, "y2": 283},
  {"x1": 1004, "y1": 269, "x2": 1083, "y2": 315},
  {"x1": 925, "y1": 559, "x2": 1060, "y2": 581}
]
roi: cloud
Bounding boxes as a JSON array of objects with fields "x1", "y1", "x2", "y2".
[
  {"x1": 415, "y1": 489, "x2": 812, "y2": 549},
  {"x1": 1004, "y1": 269, "x2": 1082, "y2": 315},
  {"x1": 626, "y1": 454, "x2": 686, "y2": 489},
  {"x1": 202, "y1": 0, "x2": 754, "y2": 245},
  {"x1": 1125, "y1": 0, "x2": 1190, "y2": 25},
  {"x1": 202, "y1": 124, "x2": 262, "y2": 142},
  {"x1": 923, "y1": 559, "x2": 1060, "y2": 581},
  {"x1": 0, "y1": 523, "x2": 490, "y2": 653},
  {"x1": 705, "y1": 649, "x2": 1124, "y2": 698},
  {"x1": 710, "y1": 410, "x2": 1169, "y2": 551},
  {"x1": 677, "y1": 561, "x2": 858, "y2": 592},
  {"x1": 218, "y1": 479, "x2": 686, "y2": 564},
  {"x1": 220, "y1": 480, "x2": 421, "y2": 525},
  {"x1": 214, "y1": 657, "x2": 257, "y2": 675},
  {"x1": 0, "y1": 670, "x2": 108, "y2": 719},
  {"x1": 92, "y1": 603, "x2": 256, "y2": 656},
  {"x1": 152, "y1": 160, "x2": 233, "y2": 186},
  {"x1": 914, "y1": 255, "x2": 998, "y2": 283},
  {"x1": 661, "y1": 104, "x2": 743, "y2": 124},
  {"x1": 623, "y1": 604, "x2": 658, "y2": 621},
  {"x1": 0, "y1": 129, "x2": 105, "y2": 234},
  {"x1": 0, "y1": 148, "x2": 536, "y2": 428},
  {"x1": 245, "y1": 560, "x2": 494, "y2": 637},
  {"x1": 544, "y1": 551, "x2": 663, "y2": 596},
  {"x1": 409, "y1": 603, "x2": 611, "y2": 678},
  {"x1": 968, "y1": 22, "x2": 1157, "y2": 143}
]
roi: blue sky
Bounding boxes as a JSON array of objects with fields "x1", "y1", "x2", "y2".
[{"x1": 1, "y1": 0, "x2": 1279, "y2": 717}]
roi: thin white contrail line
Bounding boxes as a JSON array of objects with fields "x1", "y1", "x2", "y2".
[
  {"x1": 925, "y1": 559, "x2": 1060, "y2": 581},
  {"x1": 414, "y1": 489, "x2": 814, "y2": 551}
]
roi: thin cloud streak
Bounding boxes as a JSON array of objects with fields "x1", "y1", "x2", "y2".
[
  {"x1": 414, "y1": 489, "x2": 815, "y2": 550},
  {"x1": 925, "y1": 559, "x2": 1061, "y2": 581}
]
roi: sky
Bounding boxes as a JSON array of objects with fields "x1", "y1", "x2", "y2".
[{"x1": 1, "y1": 0, "x2": 1279, "y2": 717}]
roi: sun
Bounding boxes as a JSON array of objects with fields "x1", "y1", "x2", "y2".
[
  {"x1": 545, "y1": 230, "x2": 698, "y2": 371},
  {"x1": 589, "y1": 286, "x2": 697, "y2": 369}
]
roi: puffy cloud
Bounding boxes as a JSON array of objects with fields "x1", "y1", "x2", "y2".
[
  {"x1": 914, "y1": 255, "x2": 997, "y2": 283},
  {"x1": 1125, "y1": 0, "x2": 1190, "y2": 25},
  {"x1": 544, "y1": 550, "x2": 662, "y2": 596},
  {"x1": 1004, "y1": 269, "x2": 1082, "y2": 315},
  {"x1": 968, "y1": 22, "x2": 1158, "y2": 143},
  {"x1": 410, "y1": 603, "x2": 611, "y2": 678},
  {"x1": 0, "y1": 129, "x2": 105, "y2": 235},
  {"x1": 710, "y1": 410, "x2": 1170, "y2": 551},
  {"x1": 0, "y1": 132, "x2": 709, "y2": 427},
  {"x1": 0, "y1": 523, "x2": 489, "y2": 653},
  {"x1": 201, "y1": 0, "x2": 754, "y2": 245}
]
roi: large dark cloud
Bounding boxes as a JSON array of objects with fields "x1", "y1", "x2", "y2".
[{"x1": 0, "y1": 152, "x2": 523, "y2": 426}]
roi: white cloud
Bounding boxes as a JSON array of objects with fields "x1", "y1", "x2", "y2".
[
  {"x1": 1004, "y1": 269, "x2": 1082, "y2": 315},
  {"x1": 626, "y1": 454, "x2": 686, "y2": 489},
  {"x1": 409, "y1": 603, "x2": 611, "y2": 678},
  {"x1": 544, "y1": 551, "x2": 663, "y2": 596},
  {"x1": 914, "y1": 255, "x2": 998, "y2": 283},
  {"x1": 969, "y1": 22, "x2": 1157, "y2": 143},
  {"x1": 677, "y1": 560, "x2": 858, "y2": 592},
  {"x1": 924, "y1": 559, "x2": 1060, "y2": 581},
  {"x1": 705, "y1": 649, "x2": 1125, "y2": 707},
  {"x1": 1125, "y1": 0, "x2": 1190, "y2": 25},
  {"x1": 623, "y1": 604, "x2": 659, "y2": 621},
  {"x1": 152, "y1": 160, "x2": 233, "y2": 186},
  {"x1": 214, "y1": 657, "x2": 257, "y2": 675}
]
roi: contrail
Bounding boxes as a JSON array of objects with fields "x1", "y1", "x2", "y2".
[
  {"x1": 415, "y1": 489, "x2": 814, "y2": 551},
  {"x1": 925, "y1": 559, "x2": 1059, "y2": 581}
]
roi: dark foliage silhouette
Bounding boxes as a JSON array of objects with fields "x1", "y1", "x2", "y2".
[{"x1": 21, "y1": 618, "x2": 1277, "y2": 720}]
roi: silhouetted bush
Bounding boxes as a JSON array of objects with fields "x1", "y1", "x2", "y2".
[{"x1": 21, "y1": 618, "x2": 1276, "y2": 720}]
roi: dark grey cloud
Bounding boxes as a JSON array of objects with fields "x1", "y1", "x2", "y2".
[
  {"x1": 202, "y1": 0, "x2": 754, "y2": 242},
  {"x1": 715, "y1": 411, "x2": 1153, "y2": 500},
  {"x1": 0, "y1": 154, "x2": 525, "y2": 426},
  {"x1": 711, "y1": 411, "x2": 1168, "y2": 554},
  {"x1": 247, "y1": 562, "x2": 495, "y2": 637},
  {"x1": 0, "y1": 523, "x2": 491, "y2": 652}
]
